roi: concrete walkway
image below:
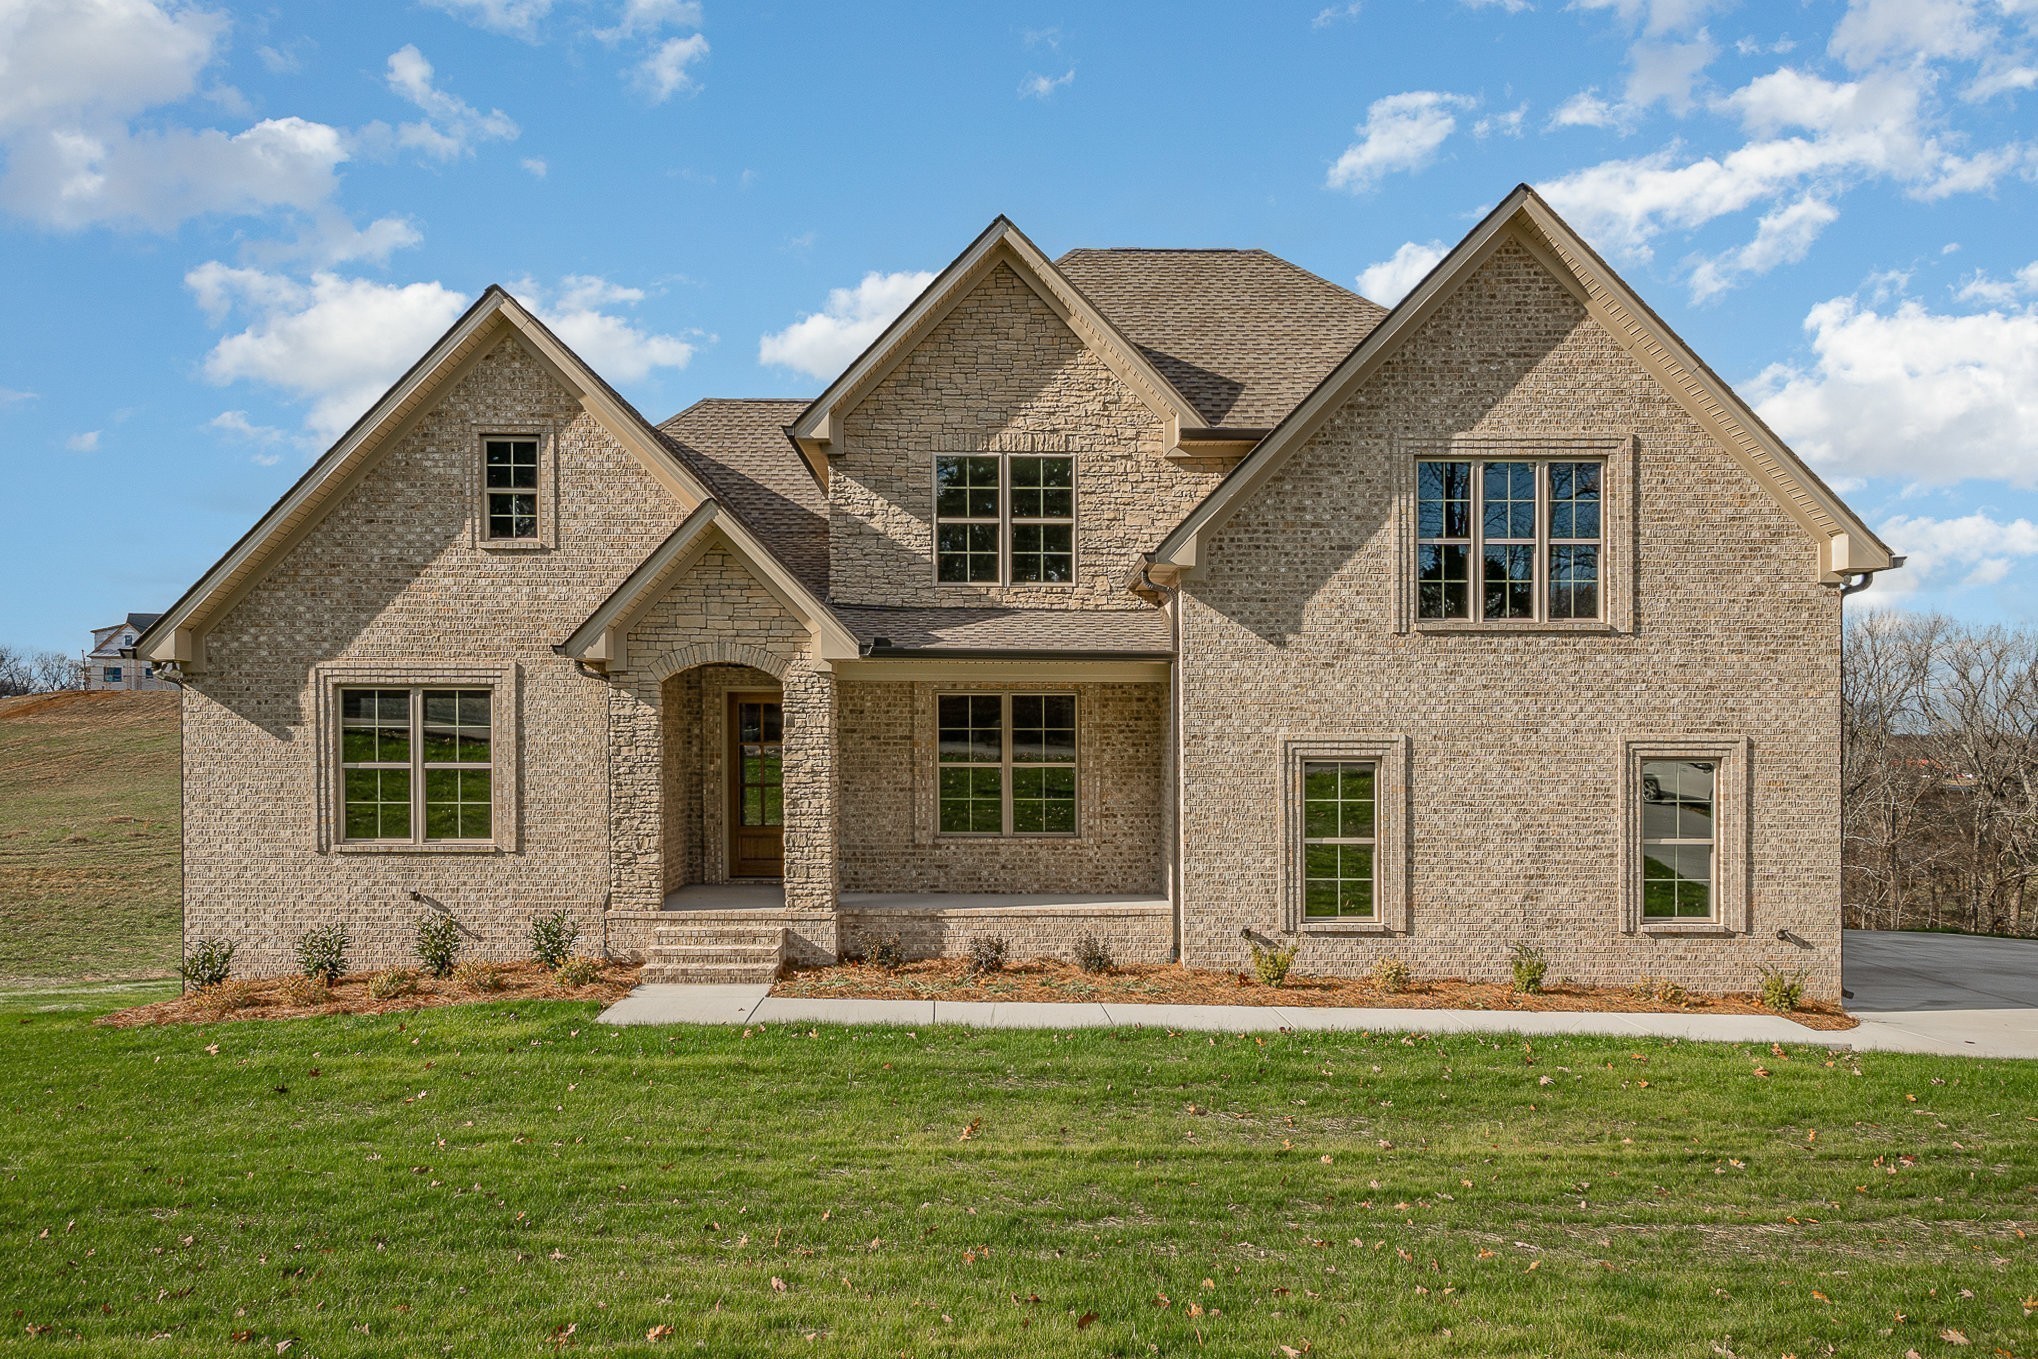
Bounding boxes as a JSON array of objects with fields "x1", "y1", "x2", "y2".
[{"x1": 595, "y1": 930, "x2": 2038, "y2": 1058}]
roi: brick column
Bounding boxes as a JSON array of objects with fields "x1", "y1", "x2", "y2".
[
  {"x1": 606, "y1": 673, "x2": 664, "y2": 913},
  {"x1": 780, "y1": 657, "x2": 840, "y2": 961}
]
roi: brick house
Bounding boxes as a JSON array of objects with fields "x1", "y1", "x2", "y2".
[{"x1": 137, "y1": 186, "x2": 1897, "y2": 997}]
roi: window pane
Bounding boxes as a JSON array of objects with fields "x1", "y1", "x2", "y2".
[
  {"x1": 935, "y1": 522, "x2": 999, "y2": 582},
  {"x1": 488, "y1": 491, "x2": 538, "y2": 539},
  {"x1": 934, "y1": 456, "x2": 1001, "y2": 520},
  {"x1": 1010, "y1": 455, "x2": 1074, "y2": 519},
  {"x1": 344, "y1": 766, "x2": 410, "y2": 840},
  {"x1": 1549, "y1": 461, "x2": 1601, "y2": 540},
  {"x1": 1010, "y1": 522, "x2": 1074, "y2": 583},
  {"x1": 1417, "y1": 461, "x2": 1471, "y2": 539},
  {"x1": 340, "y1": 688, "x2": 409, "y2": 764},
  {"x1": 937, "y1": 695, "x2": 1002, "y2": 762},
  {"x1": 1418, "y1": 543, "x2": 1470, "y2": 620},
  {"x1": 1482, "y1": 543, "x2": 1535, "y2": 619},
  {"x1": 1012, "y1": 765, "x2": 1076, "y2": 833},
  {"x1": 485, "y1": 438, "x2": 538, "y2": 489},
  {"x1": 1011, "y1": 694, "x2": 1076, "y2": 763},
  {"x1": 939, "y1": 766, "x2": 1003, "y2": 833},
  {"x1": 1549, "y1": 544, "x2": 1600, "y2": 620},
  {"x1": 1483, "y1": 461, "x2": 1535, "y2": 540},
  {"x1": 424, "y1": 767, "x2": 490, "y2": 840},
  {"x1": 422, "y1": 690, "x2": 489, "y2": 766},
  {"x1": 1641, "y1": 759, "x2": 1716, "y2": 919}
]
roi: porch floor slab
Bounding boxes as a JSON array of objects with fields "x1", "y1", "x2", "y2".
[
  {"x1": 840, "y1": 892, "x2": 1169, "y2": 913},
  {"x1": 661, "y1": 883, "x2": 786, "y2": 911}
]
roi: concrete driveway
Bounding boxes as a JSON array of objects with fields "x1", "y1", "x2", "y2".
[{"x1": 1844, "y1": 928, "x2": 2038, "y2": 1058}]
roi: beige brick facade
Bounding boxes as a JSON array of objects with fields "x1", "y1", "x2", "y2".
[
  {"x1": 171, "y1": 215, "x2": 1856, "y2": 999},
  {"x1": 1175, "y1": 237, "x2": 1845, "y2": 998}
]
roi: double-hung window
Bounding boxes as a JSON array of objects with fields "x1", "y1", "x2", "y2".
[
  {"x1": 1639, "y1": 759, "x2": 1715, "y2": 920},
  {"x1": 483, "y1": 437, "x2": 540, "y2": 541},
  {"x1": 936, "y1": 693, "x2": 1077, "y2": 835},
  {"x1": 1301, "y1": 760, "x2": 1376, "y2": 920},
  {"x1": 340, "y1": 687, "x2": 493, "y2": 843},
  {"x1": 934, "y1": 454, "x2": 1075, "y2": 585},
  {"x1": 1417, "y1": 458, "x2": 1603, "y2": 622}
]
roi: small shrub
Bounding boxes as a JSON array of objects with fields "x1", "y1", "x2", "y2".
[
  {"x1": 1507, "y1": 942, "x2": 1549, "y2": 994},
  {"x1": 368, "y1": 968, "x2": 419, "y2": 1000},
  {"x1": 192, "y1": 979, "x2": 258, "y2": 1019},
  {"x1": 1758, "y1": 965, "x2": 1807, "y2": 1013},
  {"x1": 453, "y1": 960, "x2": 510, "y2": 993},
  {"x1": 414, "y1": 913, "x2": 461, "y2": 978},
  {"x1": 1370, "y1": 955, "x2": 1412, "y2": 994},
  {"x1": 181, "y1": 938, "x2": 236, "y2": 990},
  {"x1": 553, "y1": 954, "x2": 604, "y2": 988},
  {"x1": 1072, "y1": 933, "x2": 1115, "y2": 975},
  {"x1": 1242, "y1": 931, "x2": 1298, "y2": 988},
  {"x1": 279, "y1": 974, "x2": 329, "y2": 1007},
  {"x1": 964, "y1": 935, "x2": 1010, "y2": 976},
  {"x1": 861, "y1": 935, "x2": 905, "y2": 970},
  {"x1": 295, "y1": 923, "x2": 349, "y2": 984},
  {"x1": 1633, "y1": 974, "x2": 1690, "y2": 1006},
  {"x1": 529, "y1": 910, "x2": 580, "y2": 970}
]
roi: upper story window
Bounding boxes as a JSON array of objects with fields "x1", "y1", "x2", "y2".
[
  {"x1": 1417, "y1": 459, "x2": 1602, "y2": 622},
  {"x1": 484, "y1": 437, "x2": 540, "y2": 540},
  {"x1": 933, "y1": 453, "x2": 1074, "y2": 586}
]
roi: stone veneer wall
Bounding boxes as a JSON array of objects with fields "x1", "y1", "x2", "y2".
[
  {"x1": 1177, "y1": 234, "x2": 1845, "y2": 998},
  {"x1": 181, "y1": 338, "x2": 687, "y2": 975},
  {"x1": 612, "y1": 546, "x2": 836, "y2": 963},
  {"x1": 829, "y1": 259, "x2": 1231, "y2": 609},
  {"x1": 836, "y1": 679, "x2": 1167, "y2": 896},
  {"x1": 658, "y1": 663, "x2": 779, "y2": 891}
]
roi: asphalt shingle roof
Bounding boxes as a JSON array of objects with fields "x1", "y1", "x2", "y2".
[
  {"x1": 657, "y1": 399, "x2": 828, "y2": 596},
  {"x1": 1054, "y1": 247, "x2": 1387, "y2": 428},
  {"x1": 832, "y1": 604, "x2": 1171, "y2": 656}
]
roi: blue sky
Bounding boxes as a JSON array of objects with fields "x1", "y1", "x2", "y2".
[{"x1": 6, "y1": 0, "x2": 2038, "y2": 655}]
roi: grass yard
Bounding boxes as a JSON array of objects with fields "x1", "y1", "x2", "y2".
[
  {"x1": 0, "y1": 690, "x2": 180, "y2": 987},
  {"x1": 2, "y1": 989, "x2": 2033, "y2": 1357}
]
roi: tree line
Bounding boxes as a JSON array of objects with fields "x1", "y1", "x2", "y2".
[
  {"x1": 1844, "y1": 612, "x2": 2038, "y2": 937},
  {"x1": 0, "y1": 645, "x2": 79, "y2": 698}
]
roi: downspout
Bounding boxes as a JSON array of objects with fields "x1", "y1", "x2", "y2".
[{"x1": 1138, "y1": 554, "x2": 1184, "y2": 966}]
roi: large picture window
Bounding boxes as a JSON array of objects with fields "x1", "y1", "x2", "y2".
[
  {"x1": 934, "y1": 453, "x2": 1075, "y2": 586},
  {"x1": 936, "y1": 693, "x2": 1077, "y2": 835},
  {"x1": 1417, "y1": 458, "x2": 1602, "y2": 622},
  {"x1": 340, "y1": 687, "x2": 493, "y2": 843}
]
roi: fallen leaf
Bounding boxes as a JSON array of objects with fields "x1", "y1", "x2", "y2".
[
  {"x1": 958, "y1": 1118, "x2": 980, "y2": 1142},
  {"x1": 646, "y1": 1324, "x2": 673, "y2": 1342},
  {"x1": 1076, "y1": 1311, "x2": 1097, "y2": 1330},
  {"x1": 770, "y1": 1277, "x2": 787, "y2": 1293},
  {"x1": 1941, "y1": 1329, "x2": 1970, "y2": 1346}
]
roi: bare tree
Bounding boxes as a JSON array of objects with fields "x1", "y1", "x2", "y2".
[{"x1": 0, "y1": 644, "x2": 86, "y2": 698}]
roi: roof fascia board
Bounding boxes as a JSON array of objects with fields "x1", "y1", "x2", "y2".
[
  {"x1": 790, "y1": 218, "x2": 1200, "y2": 461},
  {"x1": 1151, "y1": 188, "x2": 1531, "y2": 570},
  {"x1": 138, "y1": 297, "x2": 515, "y2": 664}
]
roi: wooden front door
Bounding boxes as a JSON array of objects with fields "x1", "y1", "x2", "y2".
[{"x1": 729, "y1": 693, "x2": 784, "y2": 878}]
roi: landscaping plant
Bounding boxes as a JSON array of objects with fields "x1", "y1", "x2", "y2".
[
  {"x1": 860, "y1": 935, "x2": 905, "y2": 970},
  {"x1": 964, "y1": 935, "x2": 1010, "y2": 975},
  {"x1": 553, "y1": 954, "x2": 604, "y2": 988},
  {"x1": 1243, "y1": 931, "x2": 1298, "y2": 987},
  {"x1": 414, "y1": 912, "x2": 461, "y2": 978},
  {"x1": 180, "y1": 937, "x2": 235, "y2": 990},
  {"x1": 1759, "y1": 964, "x2": 1808, "y2": 1012},
  {"x1": 294, "y1": 923, "x2": 349, "y2": 985},
  {"x1": 367, "y1": 967, "x2": 419, "y2": 1000},
  {"x1": 1369, "y1": 954, "x2": 1412, "y2": 994},
  {"x1": 453, "y1": 960, "x2": 510, "y2": 993},
  {"x1": 1508, "y1": 941, "x2": 1549, "y2": 994},
  {"x1": 529, "y1": 910, "x2": 579, "y2": 969},
  {"x1": 1072, "y1": 933, "x2": 1114, "y2": 975}
]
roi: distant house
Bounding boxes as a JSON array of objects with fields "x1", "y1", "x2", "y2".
[{"x1": 84, "y1": 613, "x2": 170, "y2": 691}]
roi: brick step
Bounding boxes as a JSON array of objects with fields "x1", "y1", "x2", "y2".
[
  {"x1": 654, "y1": 925, "x2": 786, "y2": 948},
  {"x1": 648, "y1": 943, "x2": 781, "y2": 965},
  {"x1": 641, "y1": 960, "x2": 781, "y2": 984}
]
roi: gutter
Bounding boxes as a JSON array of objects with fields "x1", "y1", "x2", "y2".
[
  {"x1": 1837, "y1": 555, "x2": 1907, "y2": 597},
  {"x1": 1137, "y1": 553, "x2": 1186, "y2": 967},
  {"x1": 852, "y1": 643, "x2": 1172, "y2": 662}
]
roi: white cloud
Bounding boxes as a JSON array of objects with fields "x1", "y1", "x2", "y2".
[
  {"x1": 1541, "y1": 66, "x2": 2024, "y2": 261},
  {"x1": 597, "y1": 0, "x2": 702, "y2": 41},
  {"x1": 1460, "y1": 0, "x2": 1532, "y2": 11},
  {"x1": 209, "y1": 409, "x2": 288, "y2": 463},
  {"x1": 522, "y1": 156, "x2": 548, "y2": 177},
  {"x1": 1325, "y1": 91, "x2": 1474, "y2": 193},
  {"x1": 189, "y1": 265, "x2": 470, "y2": 444},
  {"x1": 422, "y1": 0, "x2": 554, "y2": 41},
  {"x1": 1473, "y1": 103, "x2": 1527, "y2": 138},
  {"x1": 64, "y1": 429, "x2": 100, "y2": 452},
  {"x1": 511, "y1": 274, "x2": 694, "y2": 382},
  {"x1": 0, "y1": 388, "x2": 35, "y2": 406},
  {"x1": 1356, "y1": 240, "x2": 1448, "y2": 305},
  {"x1": 637, "y1": 33, "x2": 709, "y2": 102},
  {"x1": 1750, "y1": 285, "x2": 2038, "y2": 487},
  {"x1": 758, "y1": 269, "x2": 935, "y2": 380},
  {"x1": 1829, "y1": 0, "x2": 1991, "y2": 70},
  {"x1": 386, "y1": 45, "x2": 518, "y2": 160},
  {"x1": 1624, "y1": 31, "x2": 1717, "y2": 113},
  {"x1": 1311, "y1": 3, "x2": 1364, "y2": 26},
  {"x1": 1573, "y1": 0, "x2": 1725, "y2": 36},
  {"x1": 247, "y1": 213, "x2": 423, "y2": 269},
  {"x1": 1953, "y1": 261, "x2": 2038, "y2": 304},
  {"x1": 1548, "y1": 90, "x2": 1622, "y2": 129},
  {"x1": 1869, "y1": 512, "x2": 2038, "y2": 604},
  {"x1": 0, "y1": 0, "x2": 354, "y2": 231},
  {"x1": 256, "y1": 44, "x2": 302, "y2": 76},
  {"x1": 1019, "y1": 69, "x2": 1076, "y2": 99},
  {"x1": 1687, "y1": 192, "x2": 1838, "y2": 301}
]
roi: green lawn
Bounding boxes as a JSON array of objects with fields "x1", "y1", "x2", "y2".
[
  {"x1": 0, "y1": 691, "x2": 180, "y2": 986},
  {"x1": 3, "y1": 989, "x2": 2032, "y2": 1356}
]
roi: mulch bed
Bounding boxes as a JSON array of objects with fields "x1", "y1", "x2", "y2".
[
  {"x1": 96, "y1": 961, "x2": 639, "y2": 1027},
  {"x1": 774, "y1": 958, "x2": 1859, "y2": 1031}
]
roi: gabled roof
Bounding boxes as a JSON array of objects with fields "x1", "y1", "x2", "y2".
[
  {"x1": 788, "y1": 217, "x2": 1210, "y2": 475},
  {"x1": 1150, "y1": 184, "x2": 1898, "y2": 584},
  {"x1": 138, "y1": 289, "x2": 846, "y2": 669},
  {"x1": 658, "y1": 398, "x2": 826, "y2": 596},
  {"x1": 1055, "y1": 249, "x2": 1386, "y2": 429}
]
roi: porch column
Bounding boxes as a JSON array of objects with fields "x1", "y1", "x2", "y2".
[
  {"x1": 605, "y1": 671, "x2": 664, "y2": 913},
  {"x1": 780, "y1": 656, "x2": 840, "y2": 959}
]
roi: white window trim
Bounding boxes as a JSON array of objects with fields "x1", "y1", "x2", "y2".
[
  {"x1": 1281, "y1": 736, "x2": 1409, "y2": 934},
  {"x1": 931, "y1": 690, "x2": 1081, "y2": 839},
  {"x1": 472, "y1": 425, "x2": 557, "y2": 551},
  {"x1": 314, "y1": 662, "x2": 520, "y2": 854},
  {"x1": 930, "y1": 449, "x2": 1078, "y2": 590},
  {"x1": 1395, "y1": 434, "x2": 1634, "y2": 635},
  {"x1": 1620, "y1": 735, "x2": 1749, "y2": 935}
]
